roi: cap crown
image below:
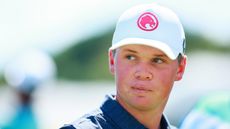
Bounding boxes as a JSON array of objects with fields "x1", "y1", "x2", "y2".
[{"x1": 111, "y1": 3, "x2": 185, "y2": 59}]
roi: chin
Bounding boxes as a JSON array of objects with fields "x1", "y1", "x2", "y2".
[{"x1": 131, "y1": 98, "x2": 153, "y2": 109}]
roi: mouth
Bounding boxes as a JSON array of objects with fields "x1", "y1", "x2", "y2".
[{"x1": 131, "y1": 85, "x2": 152, "y2": 94}]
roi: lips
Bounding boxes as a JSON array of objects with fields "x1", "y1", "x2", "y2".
[{"x1": 131, "y1": 84, "x2": 152, "y2": 94}]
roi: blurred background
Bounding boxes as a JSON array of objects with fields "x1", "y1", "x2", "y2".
[{"x1": 0, "y1": 0, "x2": 230, "y2": 129}]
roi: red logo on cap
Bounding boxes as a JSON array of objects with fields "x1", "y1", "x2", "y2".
[{"x1": 137, "y1": 12, "x2": 159, "y2": 31}]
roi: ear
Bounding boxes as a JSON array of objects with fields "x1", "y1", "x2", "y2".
[
  {"x1": 108, "y1": 50, "x2": 115, "y2": 75},
  {"x1": 175, "y1": 55, "x2": 187, "y2": 81}
]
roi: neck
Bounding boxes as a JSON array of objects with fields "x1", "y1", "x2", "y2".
[
  {"x1": 116, "y1": 96, "x2": 167, "y2": 129},
  {"x1": 131, "y1": 108, "x2": 163, "y2": 129}
]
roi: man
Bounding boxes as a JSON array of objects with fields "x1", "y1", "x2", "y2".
[{"x1": 60, "y1": 3, "x2": 187, "y2": 129}]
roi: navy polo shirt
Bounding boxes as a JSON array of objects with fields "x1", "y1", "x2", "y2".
[{"x1": 60, "y1": 95, "x2": 176, "y2": 129}]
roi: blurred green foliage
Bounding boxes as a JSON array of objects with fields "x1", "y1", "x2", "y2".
[
  {"x1": 186, "y1": 31, "x2": 230, "y2": 53},
  {"x1": 54, "y1": 28, "x2": 230, "y2": 81},
  {"x1": 0, "y1": 74, "x2": 6, "y2": 86},
  {"x1": 54, "y1": 29, "x2": 115, "y2": 81}
]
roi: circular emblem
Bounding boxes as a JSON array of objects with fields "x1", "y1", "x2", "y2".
[{"x1": 137, "y1": 12, "x2": 159, "y2": 31}]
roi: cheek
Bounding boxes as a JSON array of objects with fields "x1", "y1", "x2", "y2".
[
  {"x1": 116, "y1": 66, "x2": 127, "y2": 79},
  {"x1": 114, "y1": 59, "x2": 132, "y2": 80},
  {"x1": 114, "y1": 59, "x2": 134, "y2": 90},
  {"x1": 164, "y1": 64, "x2": 178, "y2": 79},
  {"x1": 156, "y1": 68, "x2": 177, "y2": 89},
  {"x1": 162, "y1": 70, "x2": 176, "y2": 82}
]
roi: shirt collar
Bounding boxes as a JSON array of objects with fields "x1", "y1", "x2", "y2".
[{"x1": 100, "y1": 94, "x2": 172, "y2": 129}]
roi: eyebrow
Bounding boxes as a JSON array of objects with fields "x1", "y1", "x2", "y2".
[
  {"x1": 122, "y1": 49, "x2": 138, "y2": 53},
  {"x1": 123, "y1": 48, "x2": 167, "y2": 57},
  {"x1": 154, "y1": 54, "x2": 167, "y2": 57}
]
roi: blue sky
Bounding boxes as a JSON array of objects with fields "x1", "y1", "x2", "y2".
[{"x1": 0, "y1": 0, "x2": 230, "y2": 72}]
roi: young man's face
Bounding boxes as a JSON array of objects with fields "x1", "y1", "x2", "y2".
[{"x1": 109, "y1": 44, "x2": 186, "y2": 112}]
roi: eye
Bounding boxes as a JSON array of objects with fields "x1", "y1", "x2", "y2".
[
  {"x1": 152, "y1": 57, "x2": 164, "y2": 64},
  {"x1": 126, "y1": 55, "x2": 136, "y2": 60}
]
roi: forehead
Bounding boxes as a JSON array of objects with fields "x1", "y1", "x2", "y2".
[{"x1": 117, "y1": 44, "x2": 167, "y2": 57}]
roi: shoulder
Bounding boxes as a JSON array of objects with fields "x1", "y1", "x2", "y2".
[
  {"x1": 170, "y1": 125, "x2": 178, "y2": 129},
  {"x1": 59, "y1": 109, "x2": 110, "y2": 129},
  {"x1": 60, "y1": 125, "x2": 76, "y2": 129}
]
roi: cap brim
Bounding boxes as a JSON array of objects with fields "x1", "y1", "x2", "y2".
[{"x1": 110, "y1": 38, "x2": 178, "y2": 60}]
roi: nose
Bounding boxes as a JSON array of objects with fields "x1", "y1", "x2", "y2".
[{"x1": 134, "y1": 70, "x2": 153, "y2": 81}]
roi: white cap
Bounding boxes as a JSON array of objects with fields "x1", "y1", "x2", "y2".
[{"x1": 110, "y1": 3, "x2": 186, "y2": 60}]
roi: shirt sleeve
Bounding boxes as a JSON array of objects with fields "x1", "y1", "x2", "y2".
[{"x1": 59, "y1": 125, "x2": 76, "y2": 129}]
